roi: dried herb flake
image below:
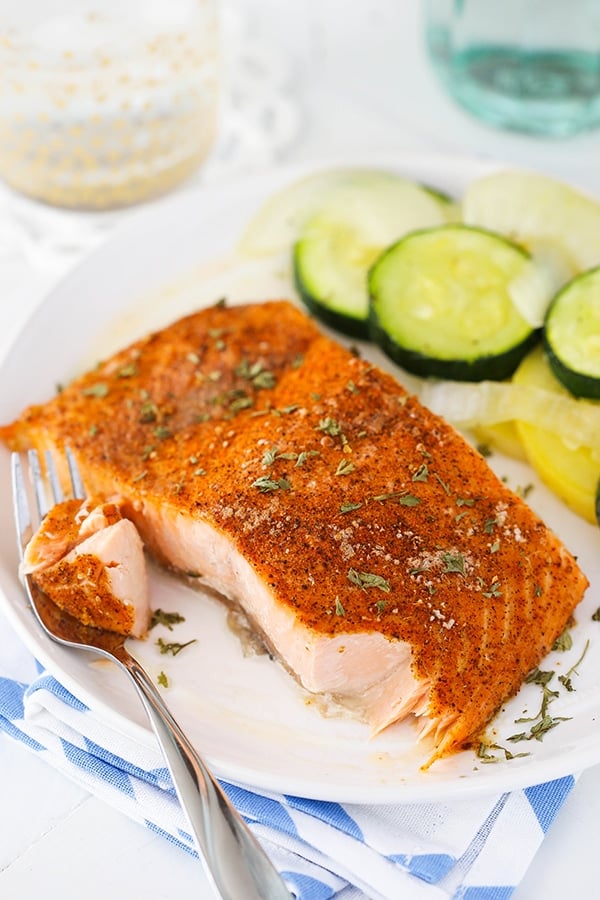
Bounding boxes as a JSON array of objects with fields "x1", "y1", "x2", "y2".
[
  {"x1": 441, "y1": 551, "x2": 466, "y2": 575},
  {"x1": 83, "y1": 383, "x2": 109, "y2": 398},
  {"x1": 150, "y1": 609, "x2": 186, "y2": 631},
  {"x1": 252, "y1": 475, "x2": 291, "y2": 493},
  {"x1": 156, "y1": 637, "x2": 197, "y2": 656},
  {"x1": 347, "y1": 568, "x2": 391, "y2": 593},
  {"x1": 340, "y1": 501, "x2": 362, "y2": 514},
  {"x1": 335, "y1": 459, "x2": 355, "y2": 476}
]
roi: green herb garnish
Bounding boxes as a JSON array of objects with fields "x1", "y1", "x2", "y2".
[
  {"x1": 525, "y1": 667, "x2": 554, "y2": 687},
  {"x1": 347, "y1": 569, "x2": 391, "y2": 593},
  {"x1": 441, "y1": 551, "x2": 466, "y2": 575},
  {"x1": 553, "y1": 627, "x2": 573, "y2": 652},
  {"x1": 295, "y1": 450, "x2": 320, "y2": 467},
  {"x1": 156, "y1": 638, "x2": 197, "y2": 656},
  {"x1": 340, "y1": 501, "x2": 362, "y2": 514},
  {"x1": 150, "y1": 609, "x2": 186, "y2": 631},
  {"x1": 139, "y1": 400, "x2": 158, "y2": 423},
  {"x1": 317, "y1": 417, "x2": 346, "y2": 442},
  {"x1": 82, "y1": 382, "x2": 109, "y2": 398},
  {"x1": 433, "y1": 472, "x2": 450, "y2": 494},
  {"x1": 476, "y1": 742, "x2": 530, "y2": 763},
  {"x1": 262, "y1": 447, "x2": 279, "y2": 467},
  {"x1": 508, "y1": 714, "x2": 570, "y2": 743},
  {"x1": 372, "y1": 491, "x2": 420, "y2": 506},
  {"x1": 229, "y1": 395, "x2": 253, "y2": 413},
  {"x1": 117, "y1": 363, "x2": 138, "y2": 378},
  {"x1": 235, "y1": 359, "x2": 276, "y2": 389},
  {"x1": 482, "y1": 579, "x2": 502, "y2": 598},
  {"x1": 558, "y1": 640, "x2": 589, "y2": 692},
  {"x1": 516, "y1": 483, "x2": 534, "y2": 499},
  {"x1": 335, "y1": 459, "x2": 355, "y2": 476},
  {"x1": 251, "y1": 475, "x2": 291, "y2": 492}
]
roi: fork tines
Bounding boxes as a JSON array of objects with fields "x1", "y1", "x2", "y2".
[{"x1": 11, "y1": 448, "x2": 85, "y2": 559}]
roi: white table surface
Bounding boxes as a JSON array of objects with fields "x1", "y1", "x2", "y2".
[{"x1": 2, "y1": 2, "x2": 600, "y2": 897}]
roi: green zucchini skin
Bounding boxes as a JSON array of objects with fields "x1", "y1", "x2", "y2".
[
  {"x1": 293, "y1": 248, "x2": 370, "y2": 339},
  {"x1": 596, "y1": 478, "x2": 600, "y2": 527},
  {"x1": 368, "y1": 312, "x2": 538, "y2": 381},
  {"x1": 291, "y1": 172, "x2": 454, "y2": 341},
  {"x1": 544, "y1": 344, "x2": 600, "y2": 400},
  {"x1": 543, "y1": 267, "x2": 600, "y2": 400},
  {"x1": 368, "y1": 224, "x2": 540, "y2": 382}
]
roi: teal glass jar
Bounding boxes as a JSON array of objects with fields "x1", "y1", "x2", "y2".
[{"x1": 425, "y1": 0, "x2": 600, "y2": 137}]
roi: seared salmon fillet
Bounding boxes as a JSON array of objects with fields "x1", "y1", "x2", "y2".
[
  {"x1": 1, "y1": 299, "x2": 588, "y2": 763},
  {"x1": 23, "y1": 498, "x2": 150, "y2": 638}
]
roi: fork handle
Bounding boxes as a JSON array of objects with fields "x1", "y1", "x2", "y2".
[{"x1": 117, "y1": 650, "x2": 292, "y2": 900}]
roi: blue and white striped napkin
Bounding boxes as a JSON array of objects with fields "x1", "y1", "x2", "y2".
[{"x1": 0, "y1": 612, "x2": 574, "y2": 900}]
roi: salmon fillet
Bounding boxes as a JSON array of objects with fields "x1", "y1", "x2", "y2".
[
  {"x1": 1, "y1": 299, "x2": 588, "y2": 763},
  {"x1": 23, "y1": 498, "x2": 150, "y2": 638}
]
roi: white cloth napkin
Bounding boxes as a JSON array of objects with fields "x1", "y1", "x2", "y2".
[{"x1": 0, "y1": 610, "x2": 576, "y2": 900}]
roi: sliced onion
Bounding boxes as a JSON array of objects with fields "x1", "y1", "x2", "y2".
[{"x1": 416, "y1": 378, "x2": 600, "y2": 450}]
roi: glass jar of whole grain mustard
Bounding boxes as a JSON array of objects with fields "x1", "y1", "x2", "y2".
[{"x1": 0, "y1": 0, "x2": 220, "y2": 209}]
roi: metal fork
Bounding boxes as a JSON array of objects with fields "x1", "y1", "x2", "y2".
[{"x1": 11, "y1": 448, "x2": 292, "y2": 900}]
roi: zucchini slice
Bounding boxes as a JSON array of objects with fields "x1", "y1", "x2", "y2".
[
  {"x1": 543, "y1": 267, "x2": 600, "y2": 399},
  {"x1": 368, "y1": 224, "x2": 539, "y2": 381},
  {"x1": 292, "y1": 171, "x2": 455, "y2": 337},
  {"x1": 462, "y1": 170, "x2": 600, "y2": 274}
]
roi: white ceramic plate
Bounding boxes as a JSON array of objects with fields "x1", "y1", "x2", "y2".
[{"x1": 1, "y1": 155, "x2": 599, "y2": 804}]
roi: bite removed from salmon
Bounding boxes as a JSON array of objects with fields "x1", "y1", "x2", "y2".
[
  {"x1": 23, "y1": 498, "x2": 150, "y2": 638},
  {"x1": 1, "y1": 300, "x2": 588, "y2": 763}
]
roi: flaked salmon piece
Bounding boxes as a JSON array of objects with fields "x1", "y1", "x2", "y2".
[
  {"x1": 23, "y1": 498, "x2": 150, "y2": 639},
  {"x1": 1, "y1": 300, "x2": 588, "y2": 763}
]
